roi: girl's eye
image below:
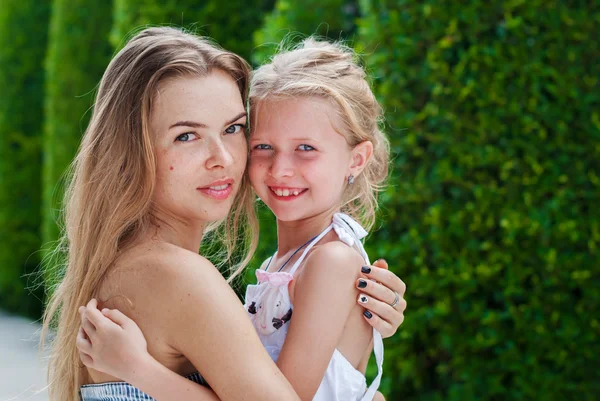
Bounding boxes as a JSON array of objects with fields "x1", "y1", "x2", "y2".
[
  {"x1": 298, "y1": 144, "x2": 315, "y2": 151},
  {"x1": 254, "y1": 144, "x2": 272, "y2": 150},
  {"x1": 176, "y1": 133, "x2": 196, "y2": 142},
  {"x1": 225, "y1": 124, "x2": 245, "y2": 135}
]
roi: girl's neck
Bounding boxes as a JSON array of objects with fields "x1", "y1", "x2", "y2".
[{"x1": 275, "y1": 207, "x2": 339, "y2": 256}]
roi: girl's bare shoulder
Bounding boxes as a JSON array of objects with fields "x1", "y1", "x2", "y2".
[
  {"x1": 305, "y1": 240, "x2": 364, "y2": 276},
  {"x1": 295, "y1": 240, "x2": 364, "y2": 291}
]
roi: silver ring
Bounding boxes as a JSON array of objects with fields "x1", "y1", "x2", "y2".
[{"x1": 390, "y1": 290, "x2": 400, "y2": 308}]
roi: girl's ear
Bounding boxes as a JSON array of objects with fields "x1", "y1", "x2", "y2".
[{"x1": 348, "y1": 140, "x2": 373, "y2": 178}]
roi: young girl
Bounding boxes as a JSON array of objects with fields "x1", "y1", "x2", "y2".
[
  {"x1": 77, "y1": 37, "x2": 405, "y2": 401},
  {"x1": 243, "y1": 38, "x2": 393, "y2": 400}
]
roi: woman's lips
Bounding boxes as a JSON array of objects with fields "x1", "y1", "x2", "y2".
[{"x1": 198, "y1": 179, "x2": 234, "y2": 200}]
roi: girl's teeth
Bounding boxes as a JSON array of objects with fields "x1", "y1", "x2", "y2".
[{"x1": 274, "y1": 188, "x2": 302, "y2": 197}]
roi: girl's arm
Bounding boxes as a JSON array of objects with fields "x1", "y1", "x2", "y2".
[
  {"x1": 78, "y1": 251, "x2": 299, "y2": 401},
  {"x1": 274, "y1": 242, "x2": 368, "y2": 401}
]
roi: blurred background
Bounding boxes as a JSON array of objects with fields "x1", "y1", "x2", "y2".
[{"x1": 0, "y1": 1, "x2": 599, "y2": 400}]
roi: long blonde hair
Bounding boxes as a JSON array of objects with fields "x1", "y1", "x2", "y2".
[
  {"x1": 249, "y1": 38, "x2": 390, "y2": 232},
  {"x1": 41, "y1": 27, "x2": 258, "y2": 401}
]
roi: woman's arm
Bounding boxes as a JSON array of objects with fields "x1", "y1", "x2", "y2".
[
  {"x1": 78, "y1": 302, "x2": 219, "y2": 401},
  {"x1": 80, "y1": 290, "x2": 393, "y2": 401},
  {"x1": 78, "y1": 250, "x2": 299, "y2": 401},
  {"x1": 78, "y1": 254, "x2": 404, "y2": 401}
]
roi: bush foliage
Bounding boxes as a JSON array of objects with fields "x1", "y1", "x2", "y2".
[
  {"x1": 358, "y1": 1, "x2": 600, "y2": 399},
  {"x1": 111, "y1": 0, "x2": 274, "y2": 61},
  {"x1": 0, "y1": 0, "x2": 50, "y2": 318},
  {"x1": 42, "y1": 0, "x2": 114, "y2": 270},
  {"x1": 251, "y1": 0, "x2": 358, "y2": 64}
]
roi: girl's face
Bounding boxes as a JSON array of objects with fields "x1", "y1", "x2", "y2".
[
  {"x1": 151, "y1": 70, "x2": 248, "y2": 224},
  {"x1": 249, "y1": 97, "x2": 355, "y2": 222}
]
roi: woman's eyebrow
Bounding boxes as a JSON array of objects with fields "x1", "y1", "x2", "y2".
[
  {"x1": 169, "y1": 120, "x2": 207, "y2": 129},
  {"x1": 225, "y1": 111, "x2": 247, "y2": 126},
  {"x1": 168, "y1": 112, "x2": 247, "y2": 130}
]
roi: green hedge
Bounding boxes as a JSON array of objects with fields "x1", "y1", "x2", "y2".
[
  {"x1": 252, "y1": 0, "x2": 358, "y2": 65},
  {"x1": 111, "y1": 0, "x2": 274, "y2": 61},
  {"x1": 42, "y1": 0, "x2": 114, "y2": 274},
  {"x1": 358, "y1": 1, "x2": 600, "y2": 399},
  {"x1": 0, "y1": 1, "x2": 50, "y2": 318}
]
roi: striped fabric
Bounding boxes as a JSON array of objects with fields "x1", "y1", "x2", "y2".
[{"x1": 79, "y1": 372, "x2": 206, "y2": 400}]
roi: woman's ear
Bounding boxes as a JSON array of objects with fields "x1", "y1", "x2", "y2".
[{"x1": 348, "y1": 141, "x2": 373, "y2": 178}]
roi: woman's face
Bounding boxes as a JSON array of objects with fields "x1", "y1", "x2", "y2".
[{"x1": 150, "y1": 70, "x2": 248, "y2": 224}]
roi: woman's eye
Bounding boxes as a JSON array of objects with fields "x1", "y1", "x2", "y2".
[
  {"x1": 254, "y1": 144, "x2": 272, "y2": 150},
  {"x1": 175, "y1": 133, "x2": 196, "y2": 142},
  {"x1": 225, "y1": 124, "x2": 245, "y2": 135},
  {"x1": 298, "y1": 144, "x2": 315, "y2": 151}
]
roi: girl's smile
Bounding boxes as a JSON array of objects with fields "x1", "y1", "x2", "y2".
[{"x1": 268, "y1": 186, "x2": 308, "y2": 199}]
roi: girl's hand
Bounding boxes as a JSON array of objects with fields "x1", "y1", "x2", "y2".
[
  {"x1": 77, "y1": 298, "x2": 151, "y2": 383},
  {"x1": 355, "y1": 259, "x2": 407, "y2": 338}
]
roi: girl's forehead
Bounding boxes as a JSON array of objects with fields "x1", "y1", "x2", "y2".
[
  {"x1": 251, "y1": 97, "x2": 343, "y2": 137},
  {"x1": 252, "y1": 96, "x2": 336, "y2": 116}
]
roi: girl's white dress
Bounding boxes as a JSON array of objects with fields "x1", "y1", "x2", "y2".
[{"x1": 244, "y1": 213, "x2": 384, "y2": 401}]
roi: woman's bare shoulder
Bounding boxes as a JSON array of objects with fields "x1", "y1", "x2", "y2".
[{"x1": 100, "y1": 242, "x2": 227, "y2": 314}]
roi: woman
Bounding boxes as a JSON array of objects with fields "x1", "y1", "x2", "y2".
[{"x1": 42, "y1": 27, "x2": 405, "y2": 401}]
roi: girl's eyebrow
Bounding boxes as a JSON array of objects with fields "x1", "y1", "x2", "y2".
[{"x1": 168, "y1": 111, "x2": 247, "y2": 130}]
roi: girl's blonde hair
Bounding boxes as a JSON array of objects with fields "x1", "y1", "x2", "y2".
[
  {"x1": 41, "y1": 27, "x2": 258, "y2": 401},
  {"x1": 249, "y1": 38, "x2": 390, "y2": 232}
]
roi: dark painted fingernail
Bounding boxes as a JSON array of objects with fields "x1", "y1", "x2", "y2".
[
  {"x1": 358, "y1": 279, "x2": 367, "y2": 288},
  {"x1": 363, "y1": 310, "x2": 373, "y2": 319},
  {"x1": 361, "y1": 266, "x2": 371, "y2": 274}
]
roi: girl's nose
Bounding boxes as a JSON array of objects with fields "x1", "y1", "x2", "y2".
[{"x1": 269, "y1": 153, "x2": 295, "y2": 178}]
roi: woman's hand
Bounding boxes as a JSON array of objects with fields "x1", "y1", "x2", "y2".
[
  {"x1": 355, "y1": 259, "x2": 407, "y2": 338},
  {"x1": 77, "y1": 298, "x2": 152, "y2": 383}
]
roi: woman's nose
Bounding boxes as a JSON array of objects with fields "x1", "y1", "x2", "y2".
[{"x1": 206, "y1": 138, "x2": 234, "y2": 169}]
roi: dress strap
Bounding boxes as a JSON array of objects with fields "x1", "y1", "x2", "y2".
[
  {"x1": 287, "y1": 224, "x2": 334, "y2": 276},
  {"x1": 262, "y1": 252, "x2": 277, "y2": 271},
  {"x1": 331, "y1": 213, "x2": 370, "y2": 265},
  {"x1": 331, "y1": 213, "x2": 384, "y2": 400},
  {"x1": 360, "y1": 328, "x2": 385, "y2": 401}
]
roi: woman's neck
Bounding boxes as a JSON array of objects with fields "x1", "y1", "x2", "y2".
[{"x1": 141, "y1": 210, "x2": 206, "y2": 253}]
